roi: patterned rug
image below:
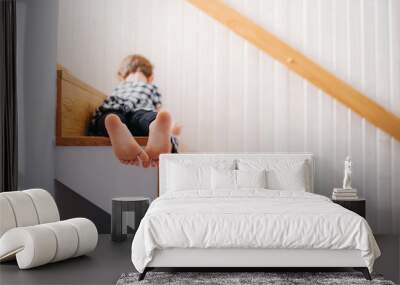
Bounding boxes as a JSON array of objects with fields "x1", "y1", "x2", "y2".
[{"x1": 116, "y1": 271, "x2": 396, "y2": 285}]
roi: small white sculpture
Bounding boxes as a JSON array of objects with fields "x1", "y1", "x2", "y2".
[{"x1": 342, "y1": 156, "x2": 352, "y2": 189}]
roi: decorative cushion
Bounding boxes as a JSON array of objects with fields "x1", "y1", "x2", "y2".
[
  {"x1": 237, "y1": 159, "x2": 310, "y2": 191},
  {"x1": 211, "y1": 168, "x2": 237, "y2": 190},
  {"x1": 211, "y1": 168, "x2": 268, "y2": 190},
  {"x1": 266, "y1": 164, "x2": 307, "y2": 191},
  {"x1": 236, "y1": 169, "x2": 267, "y2": 189},
  {"x1": 159, "y1": 155, "x2": 238, "y2": 195},
  {"x1": 167, "y1": 162, "x2": 212, "y2": 191}
]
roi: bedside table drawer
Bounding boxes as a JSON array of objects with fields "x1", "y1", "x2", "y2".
[{"x1": 332, "y1": 199, "x2": 366, "y2": 218}]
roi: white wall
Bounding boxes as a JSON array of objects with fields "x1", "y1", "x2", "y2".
[
  {"x1": 55, "y1": 148, "x2": 157, "y2": 213},
  {"x1": 57, "y1": 0, "x2": 400, "y2": 234},
  {"x1": 17, "y1": 0, "x2": 59, "y2": 194}
]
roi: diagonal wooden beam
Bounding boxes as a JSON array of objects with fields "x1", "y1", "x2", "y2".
[{"x1": 187, "y1": 0, "x2": 400, "y2": 141}]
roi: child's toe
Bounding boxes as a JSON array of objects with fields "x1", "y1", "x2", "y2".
[{"x1": 138, "y1": 150, "x2": 150, "y2": 165}]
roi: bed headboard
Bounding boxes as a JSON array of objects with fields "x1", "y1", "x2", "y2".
[{"x1": 159, "y1": 153, "x2": 314, "y2": 196}]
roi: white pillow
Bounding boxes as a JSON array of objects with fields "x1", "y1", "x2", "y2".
[
  {"x1": 237, "y1": 159, "x2": 308, "y2": 191},
  {"x1": 211, "y1": 169, "x2": 268, "y2": 190},
  {"x1": 211, "y1": 168, "x2": 236, "y2": 190},
  {"x1": 167, "y1": 162, "x2": 211, "y2": 191},
  {"x1": 236, "y1": 169, "x2": 267, "y2": 189},
  {"x1": 266, "y1": 163, "x2": 306, "y2": 190}
]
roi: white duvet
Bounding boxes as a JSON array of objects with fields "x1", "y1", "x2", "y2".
[{"x1": 131, "y1": 190, "x2": 380, "y2": 273}]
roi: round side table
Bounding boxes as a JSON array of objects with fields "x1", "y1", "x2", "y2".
[{"x1": 111, "y1": 197, "x2": 150, "y2": 242}]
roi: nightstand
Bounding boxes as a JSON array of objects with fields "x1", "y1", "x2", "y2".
[
  {"x1": 111, "y1": 197, "x2": 150, "y2": 242},
  {"x1": 332, "y1": 199, "x2": 366, "y2": 218}
]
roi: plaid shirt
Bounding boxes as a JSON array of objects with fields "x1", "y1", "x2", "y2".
[
  {"x1": 87, "y1": 80, "x2": 179, "y2": 152},
  {"x1": 103, "y1": 81, "x2": 161, "y2": 113},
  {"x1": 88, "y1": 81, "x2": 162, "y2": 135}
]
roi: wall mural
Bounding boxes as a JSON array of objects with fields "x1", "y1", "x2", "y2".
[{"x1": 56, "y1": 0, "x2": 400, "y2": 235}]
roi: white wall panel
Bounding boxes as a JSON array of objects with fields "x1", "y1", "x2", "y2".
[{"x1": 57, "y1": 0, "x2": 400, "y2": 234}]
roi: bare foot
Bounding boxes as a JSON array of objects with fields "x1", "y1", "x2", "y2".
[
  {"x1": 172, "y1": 123, "x2": 183, "y2": 137},
  {"x1": 120, "y1": 159, "x2": 139, "y2": 166},
  {"x1": 145, "y1": 110, "x2": 172, "y2": 166},
  {"x1": 105, "y1": 114, "x2": 150, "y2": 167}
]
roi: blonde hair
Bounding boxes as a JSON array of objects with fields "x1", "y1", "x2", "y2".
[{"x1": 117, "y1": 54, "x2": 153, "y2": 81}]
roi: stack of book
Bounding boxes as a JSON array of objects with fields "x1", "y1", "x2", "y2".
[{"x1": 332, "y1": 188, "x2": 358, "y2": 200}]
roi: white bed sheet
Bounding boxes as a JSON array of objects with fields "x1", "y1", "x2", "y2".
[{"x1": 131, "y1": 190, "x2": 380, "y2": 273}]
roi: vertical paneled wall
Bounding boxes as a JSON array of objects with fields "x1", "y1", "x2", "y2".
[{"x1": 57, "y1": 0, "x2": 400, "y2": 234}]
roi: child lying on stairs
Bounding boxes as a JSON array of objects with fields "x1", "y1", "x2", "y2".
[{"x1": 88, "y1": 54, "x2": 182, "y2": 168}]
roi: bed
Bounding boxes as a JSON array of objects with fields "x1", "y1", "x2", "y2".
[{"x1": 131, "y1": 153, "x2": 380, "y2": 281}]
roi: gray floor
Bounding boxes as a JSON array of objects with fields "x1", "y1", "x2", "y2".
[
  {"x1": 374, "y1": 235, "x2": 400, "y2": 284},
  {"x1": 0, "y1": 235, "x2": 133, "y2": 285},
  {"x1": 1, "y1": 235, "x2": 399, "y2": 285}
]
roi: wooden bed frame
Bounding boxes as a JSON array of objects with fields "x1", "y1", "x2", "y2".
[{"x1": 56, "y1": 65, "x2": 148, "y2": 146}]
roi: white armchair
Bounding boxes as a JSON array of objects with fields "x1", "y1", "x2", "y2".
[{"x1": 0, "y1": 189, "x2": 98, "y2": 269}]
